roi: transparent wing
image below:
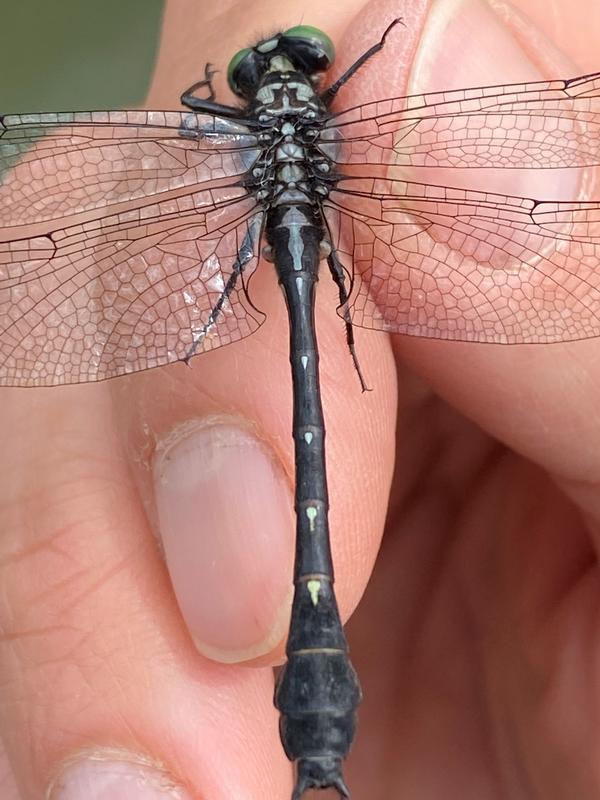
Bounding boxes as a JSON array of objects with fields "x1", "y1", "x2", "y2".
[
  {"x1": 0, "y1": 110, "x2": 265, "y2": 386},
  {"x1": 0, "y1": 110, "x2": 260, "y2": 224},
  {"x1": 325, "y1": 179, "x2": 600, "y2": 344},
  {"x1": 325, "y1": 72, "x2": 600, "y2": 169}
]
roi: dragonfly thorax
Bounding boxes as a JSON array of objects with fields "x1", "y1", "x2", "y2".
[
  {"x1": 245, "y1": 70, "x2": 335, "y2": 211},
  {"x1": 253, "y1": 71, "x2": 324, "y2": 118}
]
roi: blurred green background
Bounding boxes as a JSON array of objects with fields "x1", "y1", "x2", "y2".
[{"x1": 0, "y1": 0, "x2": 165, "y2": 111}]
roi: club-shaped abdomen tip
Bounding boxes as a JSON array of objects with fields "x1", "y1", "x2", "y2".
[{"x1": 275, "y1": 648, "x2": 361, "y2": 799}]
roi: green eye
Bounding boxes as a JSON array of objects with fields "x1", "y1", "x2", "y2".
[
  {"x1": 227, "y1": 47, "x2": 253, "y2": 91},
  {"x1": 282, "y1": 25, "x2": 335, "y2": 64}
]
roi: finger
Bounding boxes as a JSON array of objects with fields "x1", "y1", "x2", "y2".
[
  {"x1": 495, "y1": 0, "x2": 600, "y2": 72},
  {"x1": 0, "y1": 384, "x2": 286, "y2": 800},
  {"x1": 0, "y1": 739, "x2": 21, "y2": 800},
  {"x1": 356, "y1": 0, "x2": 600, "y2": 498},
  {"x1": 368, "y1": 4, "x2": 600, "y2": 790},
  {"x1": 118, "y1": 237, "x2": 397, "y2": 663},
  {"x1": 142, "y1": 0, "x2": 401, "y2": 658},
  {"x1": 0, "y1": 4, "x2": 403, "y2": 799}
]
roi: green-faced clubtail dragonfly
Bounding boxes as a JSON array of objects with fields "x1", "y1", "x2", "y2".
[{"x1": 2, "y1": 18, "x2": 600, "y2": 799}]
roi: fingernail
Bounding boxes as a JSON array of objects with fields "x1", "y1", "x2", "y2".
[
  {"x1": 154, "y1": 418, "x2": 294, "y2": 662},
  {"x1": 48, "y1": 753, "x2": 191, "y2": 799}
]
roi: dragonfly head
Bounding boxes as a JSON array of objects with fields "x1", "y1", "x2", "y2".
[{"x1": 227, "y1": 25, "x2": 335, "y2": 100}]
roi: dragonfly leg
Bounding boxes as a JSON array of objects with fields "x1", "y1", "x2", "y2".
[
  {"x1": 327, "y1": 250, "x2": 370, "y2": 392},
  {"x1": 320, "y1": 18, "x2": 404, "y2": 106},
  {"x1": 184, "y1": 221, "x2": 259, "y2": 362},
  {"x1": 181, "y1": 62, "x2": 218, "y2": 103},
  {"x1": 180, "y1": 62, "x2": 242, "y2": 117}
]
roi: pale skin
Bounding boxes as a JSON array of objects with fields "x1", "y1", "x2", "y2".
[{"x1": 2, "y1": 0, "x2": 600, "y2": 797}]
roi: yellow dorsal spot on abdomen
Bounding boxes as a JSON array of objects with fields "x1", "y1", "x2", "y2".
[{"x1": 307, "y1": 579, "x2": 321, "y2": 606}]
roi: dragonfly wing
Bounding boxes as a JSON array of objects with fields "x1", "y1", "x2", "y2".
[
  {"x1": 325, "y1": 179, "x2": 600, "y2": 344},
  {"x1": 325, "y1": 72, "x2": 600, "y2": 169},
  {"x1": 0, "y1": 110, "x2": 259, "y2": 225},
  {"x1": 0, "y1": 110, "x2": 265, "y2": 386}
]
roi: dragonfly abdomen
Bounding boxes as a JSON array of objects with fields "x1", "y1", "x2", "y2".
[{"x1": 267, "y1": 201, "x2": 361, "y2": 798}]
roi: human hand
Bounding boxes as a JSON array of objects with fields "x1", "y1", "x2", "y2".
[{"x1": 1, "y1": 0, "x2": 600, "y2": 798}]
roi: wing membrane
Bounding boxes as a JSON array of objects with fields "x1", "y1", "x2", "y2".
[
  {"x1": 5, "y1": 70, "x2": 600, "y2": 380},
  {"x1": 0, "y1": 195, "x2": 264, "y2": 386},
  {"x1": 326, "y1": 72, "x2": 600, "y2": 169},
  {"x1": 325, "y1": 179, "x2": 600, "y2": 343},
  {"x1": 0, "y1": 110, "x2": 259, "y2": 226},
  {"x1": 0, "y1": 107, "x2": 265, "y2": 386}
]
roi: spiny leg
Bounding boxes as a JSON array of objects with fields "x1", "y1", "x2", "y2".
[
  {"x1": 180, "y1": 61, "x2": 244, "y2": 118},
  {"x1": 181, "y1": 62, "x2": 217, "y2": 105},
  {"x1": 184, "y1": 223, "x2": 258, "y2": 362},
  {"x1": 320, "y1": 18, "x2": 404, "y2": 105},
  {"x1": 327, "y1": 249, "x2": 370, "y2": 392}
]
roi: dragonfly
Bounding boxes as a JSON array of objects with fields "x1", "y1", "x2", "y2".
[{"x1": 2, "y1": 16, "x2": 600, "y2": 799}]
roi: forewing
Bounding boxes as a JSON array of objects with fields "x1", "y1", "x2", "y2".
[
  {"x1": 0, "y1": 110, "x2": 265, "y2": 386},
  {"x1": 325, "y1": 72, "x2": 600, "y2": 169},
  {"x1": 0, "y1": 110, "x2": 259, "y2": 224},
  {"x1": 325, "y1": 180, "x2": 600, "y2": 344}
]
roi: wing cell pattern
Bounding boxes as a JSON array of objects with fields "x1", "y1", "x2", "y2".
[
  {"x1": 3, "y1": 71, "x2": 600, "y2": 384},
  {"x1": 326, "y1": 179, "x2": 600, "y2": 343},
  {"x1": 327, "y1": 72, "x2": 600, "y2": 169},
  {"x1": 0, "y1": 111, "x2": 263, "y2": 386},
  {"x1": 0, "y1": 110, "x2": 259, "y2": 226}
]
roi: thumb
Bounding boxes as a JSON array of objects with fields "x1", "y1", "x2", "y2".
[{"x1": 344, "y1": 0, "x2": 600, "y2": 500}]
